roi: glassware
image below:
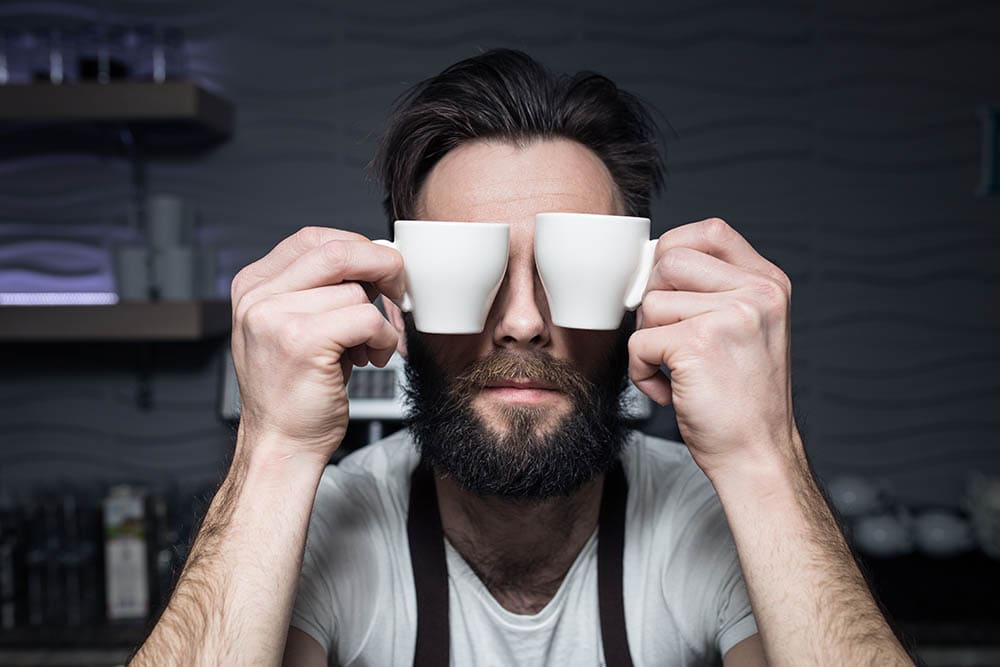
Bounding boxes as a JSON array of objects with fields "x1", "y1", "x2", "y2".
[
  {"x1": 47, "y1": 28, "x2": 65, "y2": 84},
  {"x1": 0, "y1": 30, "x2": 10, "y2": 85},
  {"x1": 152, "y1": 26, "x2": 186, "y2": 83}
]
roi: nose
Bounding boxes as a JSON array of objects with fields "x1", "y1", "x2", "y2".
[{"x1": 490, "y1": 252, "x2": 551, "y2": 350}]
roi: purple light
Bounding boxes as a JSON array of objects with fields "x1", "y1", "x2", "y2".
[{"x1": 0, "y1": 292, "x2": 119, "y2": 306}]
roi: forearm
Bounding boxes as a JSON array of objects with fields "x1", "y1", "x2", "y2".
[
  {"x1": 711, "y1": 433, "x2": 912, "y2": 666},
  {"x1": 131, "y1": 424, "x2": 328, "y2": 665}
]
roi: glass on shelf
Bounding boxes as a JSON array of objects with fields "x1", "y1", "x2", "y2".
[
  {"x1": 152, "y1": 26, "x2": 186, "y2": 83},
  {"x1": 45, "y1": 27, "x2": 77, "y2": 85},
  {"x1": 76, "y1": 24, "x2": 130, "y2": 83},
  {"x1": 0, "y1": 29, "x2": 9, "y2": 85}
]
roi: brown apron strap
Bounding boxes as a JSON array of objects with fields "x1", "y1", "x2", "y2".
[
  {"x1": 598, "y1": 460, "x2": 635, "y2": 667},
  {"x1": 407, "y1": 461, "x2": 451, "y2": 666},
  {"x1": 408, "y1": 459, "x2": 634, "y2": 667}
]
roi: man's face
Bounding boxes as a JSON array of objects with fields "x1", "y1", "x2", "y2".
[{"x1": 391, "y1": 138, "x2": 633, "y2": 498}]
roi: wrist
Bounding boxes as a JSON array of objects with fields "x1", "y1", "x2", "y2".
[
  {"x1": 234, "y1": 422, "x2": 333, "y2": 486},
  {"x1": 705, "y1": 428, "x2": 811, "y2": 505}
]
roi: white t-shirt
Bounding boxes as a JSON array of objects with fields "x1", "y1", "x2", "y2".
[{"x1": 291, "y1": 430, "x2": 757, "y2": 666}]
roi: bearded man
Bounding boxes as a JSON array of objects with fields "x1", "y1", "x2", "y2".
[{"x1": 132, "y1": 50, "x2": 913, "y2": 666}]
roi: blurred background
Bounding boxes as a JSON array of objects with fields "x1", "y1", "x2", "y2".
[{"x1": 0, "y1": 0, "x2": 998, "y2": 665}]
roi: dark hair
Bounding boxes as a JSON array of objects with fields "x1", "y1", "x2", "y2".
[{"x1": 371, "y1": 49, "x2": 665, "y2": 230}]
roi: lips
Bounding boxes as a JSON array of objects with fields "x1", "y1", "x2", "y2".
[
  {"x1": 479, "y1": 377, "x2": 564, "y2": 405},
  {"x1": 484, "y1": 378, "x2": 560, "y2": 391}
]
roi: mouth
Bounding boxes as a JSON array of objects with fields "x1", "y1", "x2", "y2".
[{"x1": 480, "y1": 377, "x2": 564, "y2": 405}]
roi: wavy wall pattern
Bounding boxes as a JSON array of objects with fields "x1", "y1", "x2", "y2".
[{"x1": 0, "y1": 0, "x2": 997, "y2": 506}]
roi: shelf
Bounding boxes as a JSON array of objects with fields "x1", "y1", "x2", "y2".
[
  {"x1": 0, "y1": 300, "x2": 231, "y2": 342},
  {"x1": 0, "y1": 81, "x2": 234, "y2": 158}
]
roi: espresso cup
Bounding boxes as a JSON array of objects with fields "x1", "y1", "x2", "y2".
[
  {"x1": 374, "y1": 220, "x2": 509, "y2": 334},
  {"x1": 534, "y1": 212, "x2": 657, "y2": 329}
]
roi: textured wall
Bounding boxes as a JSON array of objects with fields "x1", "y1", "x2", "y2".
[{"x1": 1, "y1": 0, "x2": 998, "y2": 506}]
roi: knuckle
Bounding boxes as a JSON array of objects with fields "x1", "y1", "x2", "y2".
[
  {"x1": 295, "y1": 226, "x2": 327, "y2": 247},
  {"x1": 343, "y1": 281, "x2": 369, "y2": 304},
  {"x1": 385, "y1": 246, "x2": 405, "y2": 275},
  {"x1": 627, "y1": 330, "x2": 644, "y2": 357},
  {"x1": 639, "y1": 291, "x2": 666, "y2": 319},
  {"x1": 727, "y1": 299, "x2": 764, "y2": 332},
  {"x1": 754, "y1": 278, "x2": 789, "y2": 313},
  {"x1": 701, "y1": 217, "x2": 730, "y2": 241},
  {"x1": 241, "y1": 297, "x2": 276, "y2": 334},
  {"x1": 230, "y1": 270, "x2": 247, "y2": 301},
  {"x1": 359, "y1": 302, "x2": 385, "y2": 328},
  {"x1": 776, "y1": 270, "x2": 793, "y2": 295},
  {"x1": 232, "y1": 289, "x2": 256, "y2": 327},
  {"x1": 321, "y1": 239, "x2": 351, "y2": 268},
  {"x1": 656, "y1": 246, "x2": 685, "y2": 277}
]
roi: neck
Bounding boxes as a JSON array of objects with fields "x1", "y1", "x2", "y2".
[{"x1": 434, "y1": 472, "x2": 604, "y2": 615}]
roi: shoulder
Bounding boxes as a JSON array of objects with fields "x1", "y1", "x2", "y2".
[
  {"x1": 622, "y1": 431, "x2": 717, "y2": 512},
  {"x1": 294, "y1": 430, "x2": 420, "y2": 661},
  {"x1": 622, "y1": 432, "x2": 752, "y2": 656},
  {"x1": 314, "y1": 430, "x2": 419, "y2": 515},
  {"x1": 304, "y1": 429, "x2": 419, "y2": 574},
  {"x1": 622, "y1": 431, "x2": 734, "y2": 561}
]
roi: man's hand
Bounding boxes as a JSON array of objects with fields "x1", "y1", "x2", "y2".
[
  {"x1": 131, "y1": 227, "x2": 404, "y2": 666},
  {"x1": 230, "y1": 226, "x2": 405, "y2": 461},
  {"x1": 628, "y1": 218, "x2": 913, "y2": 665},
  {"x1": 628, "y1": 217, "x2": 798, "y2": 479}
]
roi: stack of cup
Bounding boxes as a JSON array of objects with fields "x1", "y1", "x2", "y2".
[{"x1": 113, "y1": 194, "x2": 217, "y2": 302}]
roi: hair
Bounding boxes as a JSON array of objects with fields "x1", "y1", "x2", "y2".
[{"x1": 371, "y1": 48, "x2": 666, "y2": 231}]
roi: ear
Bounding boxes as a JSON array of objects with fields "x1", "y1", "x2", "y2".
[{"x1": 381, "y1": 295, "x2": 408, "y2": 359}]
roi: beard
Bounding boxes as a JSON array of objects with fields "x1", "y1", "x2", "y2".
[{"x1": 402, "y1": 314, "x2": 634, "y2": 500}]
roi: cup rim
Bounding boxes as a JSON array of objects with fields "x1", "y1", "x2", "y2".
[
  {"x1": 535, "y1": 211, "x2": 650, "y2": 224},
  {"x1": 394, "y1": 219, "x2": 509, "y2": 228}
]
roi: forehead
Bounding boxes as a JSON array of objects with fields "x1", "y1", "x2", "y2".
[{"x1": 416, "y1": 139, "x2": 622, "y2": 222}]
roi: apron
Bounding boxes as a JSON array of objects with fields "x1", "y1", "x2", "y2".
[{"x1": 406, "y1": 459, "x2": 635, "y2": 666}]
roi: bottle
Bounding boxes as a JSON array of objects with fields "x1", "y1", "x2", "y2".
[{"x1": 103, "y1": 485, "x2": 150, "y2": 621}]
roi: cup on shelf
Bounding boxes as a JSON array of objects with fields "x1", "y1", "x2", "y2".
[
  {"x1": 852, "y1": 512, "x2": 913, "y2": 558},
  {"x1": 148, "y1": 194, "x2": 194, "y2": 249},
  {"x1": 913, "y1": 509, "x2": 975, "y2": 558},
  {"x1": 113, "y1": 245, "x2": 151, "y2": 302},
  {"x1": 151, "y1": 246, "x2": 195, "y2": 301}
]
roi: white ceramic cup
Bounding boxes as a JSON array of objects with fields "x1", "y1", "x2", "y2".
[
  {"x1": 374, "y1": 220, "x2": 510, "y2": 334},
  {"x1": 151, "y1": 246, "x2": 195, "y2": 301},
  {"x1": 534, "y1": 212, "x2": 657, "y2": 330},
  {"x1": 113, "y1": 245, "x2": 151, "y2": 302},
  {"x1": 148, "y1": 194, "x2": 194, "y2": 249}
]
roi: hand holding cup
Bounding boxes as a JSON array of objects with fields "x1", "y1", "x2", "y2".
[{"x1": 230, "y1": 227, "x2": 404, "y2": 461}]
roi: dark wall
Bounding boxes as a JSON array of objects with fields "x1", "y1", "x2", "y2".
[{"x1": 1, "y1": 0, "x2": 998, "y2": 506}]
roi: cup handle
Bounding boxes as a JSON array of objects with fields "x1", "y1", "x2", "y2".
[
  {"x1": 372, "y1": 239, "x2": 412, "y2": 312},
  {"x1": 623, "y1": 239, "x2": 658, "y2": 310}
]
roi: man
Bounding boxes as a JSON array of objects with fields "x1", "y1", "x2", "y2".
[{"x1": 132, "y1": 50, "x2": 913, "y2": 665}]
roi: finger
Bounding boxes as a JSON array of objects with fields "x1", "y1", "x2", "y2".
[
  {"x1": 263, "y1": 282, "x2": 374, "y2": 315},
  {"x1": 635, "y1": 370, "x2": 673, "y2": 406},
  {"x1": 234, "y1": 227, "x2": 370, "y2": 295},
  {"x1": 259, "y1": 239, "x2": 405, "y2": 301},
  {"x1": 648, "y1": 246, "x2": 759, "y2": 293},
  {"x1": 367, "y1": 343, "x2": 395, "y2": 368},
  {"x1": 312, "y1": 303, "x2": 399, "y2": 357},
  {"x1": 347, "y1": 345, "x2": 369, "y2": 368},
  {"x1": 640, "y1": 290, "x2": 724, "y2": 328},
  {"x1": 656, "y1": 218, "x2": 787, "y2": 285},
  {"x1": 628, "y1": 324, "x2": 692, "y2": 406}
]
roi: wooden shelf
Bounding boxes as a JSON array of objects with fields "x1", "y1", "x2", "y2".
[
  {"x1": 0, "y1": 81, "x2": 234, "y2": 158},
  {"x1": 0, "y1": 301, "x2": 231, "y2": 342}
]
